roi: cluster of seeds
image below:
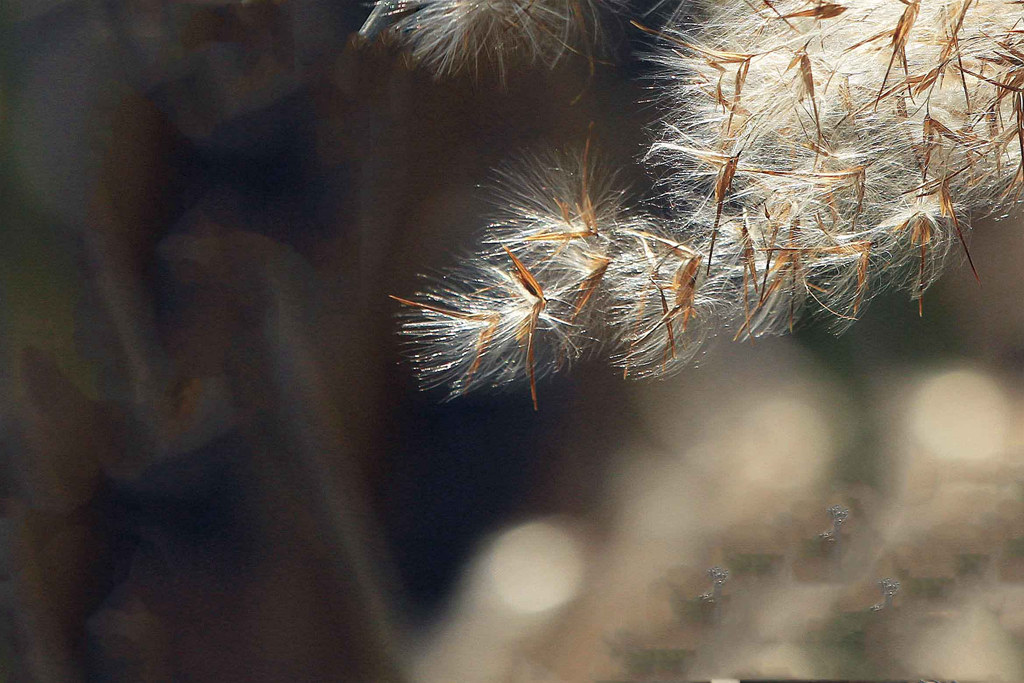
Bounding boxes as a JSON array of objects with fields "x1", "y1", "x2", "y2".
[
  {"x1": 359, "y1": 0, "x2": 621, "y2": 78},
  {"x1": 390, "y1": 0, "x2": 1024, "y2": 406}
]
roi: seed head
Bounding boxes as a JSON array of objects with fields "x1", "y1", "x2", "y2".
[
  {"x1": 389, "y1": 0, "x2": 1024, "y2": 405},
  {"x1": 649, "y1": 0, "x2": 1023, "y2": 328},
  {"x1": 360, "y1": 0, "x2": 625, "y2": 79}
]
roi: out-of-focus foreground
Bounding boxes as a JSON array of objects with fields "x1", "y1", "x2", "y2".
[{"x1": 2, "y1": 1, "x2": 1023, "y2": 681}]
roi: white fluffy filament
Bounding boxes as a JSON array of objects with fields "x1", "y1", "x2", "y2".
[
  {"x1": 392, "y1": 0, "x2": 1024, "y2": 404},
  {"x1": 360, "y1": 0, "x2": 622, "y2": 78}
]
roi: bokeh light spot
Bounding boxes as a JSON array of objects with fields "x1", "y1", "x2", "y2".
[
  {"x1": 909, "y1": 368, "x2": 1008, "y2": 461},
  {"x1": 485, "y1": 520, "x2": 584, "y2": 614}
]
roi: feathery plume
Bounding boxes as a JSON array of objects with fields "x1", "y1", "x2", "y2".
[
  {"x1": 359, "y1": 0, "x2": 624, "y2": 78},
  {"x1": 649, "y1": 0, "x2": 1023, "y2": 329},
  {"x1": 392, "y1": 145, "x2": 729, "y2": 403},
  {"x1": 390, "y1": 0, "x2": 1024, "y2": 405}
]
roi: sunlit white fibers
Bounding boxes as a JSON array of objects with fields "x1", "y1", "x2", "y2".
[{"x1": 391, "y1": 0, "x2": 1024, "y2": 404}]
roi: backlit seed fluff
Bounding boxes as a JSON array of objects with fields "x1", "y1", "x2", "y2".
[
  {"x1": 359, "y1": 0, "x2": 624, "y2": 78},
  {"x1": 390, "y1": 0, "x2": 1024, "y2": 405},
  {"x1": 392, "y1": 148, "x2": 724, "y2": 406},
  {"x1": 649, "y1": 0, "x2": 1024, "y2": 328}
]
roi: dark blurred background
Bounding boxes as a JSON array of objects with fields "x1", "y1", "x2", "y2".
[{"x1": 3, "y1": 1, "x2": 1024, "y2": 681}]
